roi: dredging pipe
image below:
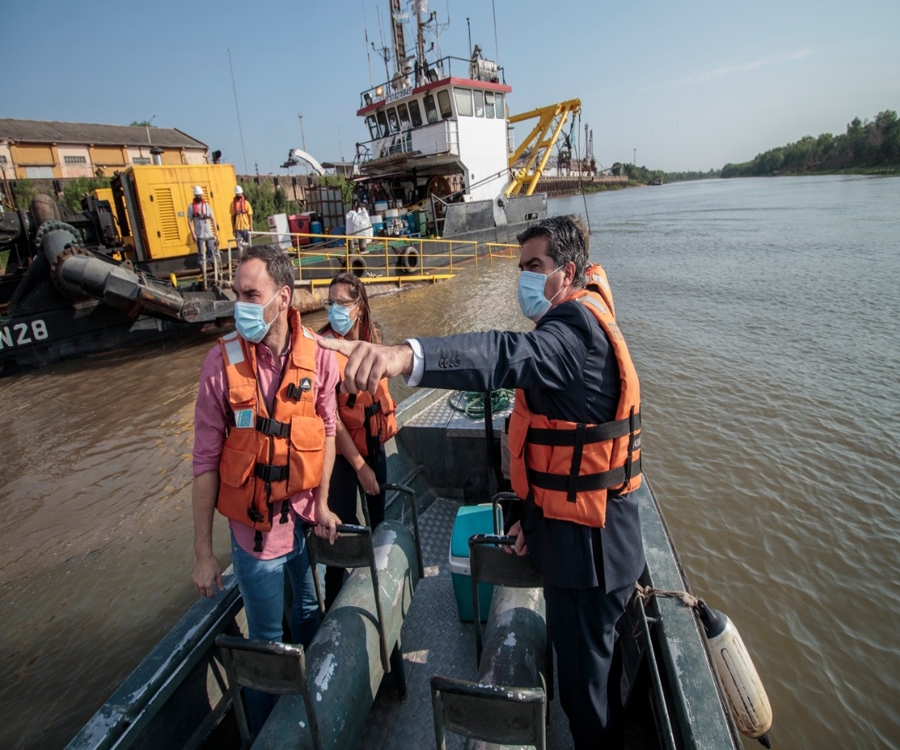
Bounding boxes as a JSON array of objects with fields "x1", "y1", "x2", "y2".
[
  {"x1": 252, "y1": 519, "x2": 420, "y2": 750},
  {"x1": 37, "y1": 221, "x2": 227, "y2": 322}
]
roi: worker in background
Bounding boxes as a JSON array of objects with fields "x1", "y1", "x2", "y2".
[
  {"x1": 188, "y1": 185, "x2": 219, "y2": 268},
  {"x1": 344, "y1": 201, "x2": 371, "y2": 252},
  {"x1": 231, "y1": 185, "x2": 253, "y2": 252},
  {"x1": 318, "y1": 215, "x2": 644, "y2": 749}
]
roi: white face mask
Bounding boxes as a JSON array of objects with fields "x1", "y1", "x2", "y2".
[
  {"x1": 517, "y1": 265, "x2": 564, "y2": 321},
  {"x1": 234, "y1": 291, "x2": 279, "y2": 343}
]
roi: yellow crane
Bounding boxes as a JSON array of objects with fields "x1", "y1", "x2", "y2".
[{"x1": 505, "y1": 98, "x2": 582, "y2": 197}]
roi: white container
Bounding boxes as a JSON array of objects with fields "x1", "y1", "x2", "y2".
[
  {"x1": 266, "y1": 213, "x2": 291, "y2": 250},
  {"x1": 385, "y1": 208, "x2": 400, "y2": 219},
  {"x1": 374, "y1": 201, "x2": 389, "y2": 213}
]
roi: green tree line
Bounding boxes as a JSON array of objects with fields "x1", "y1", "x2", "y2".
[{"x1": 722, "y1": 110, "x2": 900, "y2": 177}]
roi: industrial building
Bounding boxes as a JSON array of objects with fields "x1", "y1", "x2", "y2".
[{"x1": 0, "y1": 119, "x2": 209, "y2": 181}]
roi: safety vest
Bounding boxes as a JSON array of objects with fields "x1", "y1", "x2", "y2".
[
  {"x1": 233, "y1": 196, "x2": 248, "y2": 214},
  {"x1": 216, "y1": 308, "x2": 326, "y2": 535},
  {"x1": 507, "y1": 278, "x2": 641, "y2": 528},
  {"x1": 322, "y1": 327, "x2": 398, "y2": 457},
  {"x1": 192, "y1": 199, "x2": 210, "y2": 219}
]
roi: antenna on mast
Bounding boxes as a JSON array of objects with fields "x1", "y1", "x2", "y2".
[
  {"x1": 227, "y1": 48, "x2": 249, "y2": 175},
  {"x1": 362, "y1": 0, "x2": 374, "y2": 86}
]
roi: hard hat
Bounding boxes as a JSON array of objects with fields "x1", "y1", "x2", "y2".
[
  {"x1": 193, "y1": 185, "x2": 203, "y2": 196},
  {"x1": 234, "y1": 186, "x2": 243, "y2": 195}
]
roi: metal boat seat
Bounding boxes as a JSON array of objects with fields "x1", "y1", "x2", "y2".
[
  {"x1": 468, "y1": 533, "x2": 553, "y2": 701},
  {"x1": 214, "y1": 635, "x2": 320, "y2": 750},
  {"x1": 430, "y1": 674, "x2": 546, "y2": 750}
]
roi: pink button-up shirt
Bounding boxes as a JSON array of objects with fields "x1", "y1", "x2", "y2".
[{"x1": 193, "y1": 333, "x2": 338, "y2": 559}]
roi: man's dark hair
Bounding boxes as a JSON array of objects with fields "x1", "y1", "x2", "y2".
[
  {"x1": 517, "y1": 215, "x2": 588, "y2": 286},
  {"x1": 238, "y1": 244, "x2": 294, "y2": 291}
]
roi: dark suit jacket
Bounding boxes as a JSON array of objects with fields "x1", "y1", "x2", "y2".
[{"x1": 417, "y1": 299, "x2": 645, "y2": 593}]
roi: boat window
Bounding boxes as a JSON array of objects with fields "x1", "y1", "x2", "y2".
[
  {"x1": 424, "y1": 94, "x2": 439, "y2": 124},
  {"x1": 367, "y1": 115, "x2": 379, "y2": 140},
  {"x1": 474, "y1": 90, "x2": 484, "y2": 118},
  {"x1": 484, "y1": 92, "x2": 495, "y2": 119},
  {"x1": 454, "y1": 87, "x2": 473, "y2": 117},
  {"x1": 495, "y1": 93, "x2": 506, "y2": 120},
  {"x1": 376, "y1": 110, "x2": 389, "y2": 137},
  {"x1": 397, "y1": 103, "x2": 411, "y2": 129},
  {"x1": 409, "y1": 99, "x2": 423, "y2": 127},
  {"x1": 386, "y1": 107, "x2": 400, "y2": 133},
  {"x1": 437, "y1": 90, "x2": 453, "y2": 120}
]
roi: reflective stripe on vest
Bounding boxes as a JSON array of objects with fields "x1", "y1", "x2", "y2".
[{"x1": 508, "y1": 281, "x2": 642, "y2": 528}]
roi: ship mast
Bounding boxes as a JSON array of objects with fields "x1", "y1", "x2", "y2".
[{"x1": 389, "y1": 0, "x2": 408, "y2": 86}]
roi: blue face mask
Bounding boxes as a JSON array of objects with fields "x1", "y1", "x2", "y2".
[
  {"x1": 234, "y1": 291, "x2": 279, "y2": 343},
  {"x1": 327, "y1": 300, "x2": 359, "y2": 336},
  {"x1": 517, "y1": 265, "x2": 564, "y2": 321}
]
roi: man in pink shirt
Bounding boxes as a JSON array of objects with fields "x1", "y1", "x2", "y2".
[{"x1": 191, "y1": 244, "x2": 340, "y2": 733}]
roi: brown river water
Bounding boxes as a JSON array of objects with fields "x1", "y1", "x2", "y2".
[{"x1": 1, "y1": 175, "x2": 899, "y2": 748}]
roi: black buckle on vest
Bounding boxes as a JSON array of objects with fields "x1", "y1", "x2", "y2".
[
  {"x1": 254, "y1": 463, "x2": 289, "y2": 483},
  {"x1": 247, "y1": 507, "x2": 265, "y2": 523},
  {"x1": 286, "y1": 382, "x2": 304, "y2": 401},
  {"x1": 363, "y1": 402, "x2": 382, "y2": 419},
  {"x1": 256, "y1": 415, "x2": 291, "y2": 438}
]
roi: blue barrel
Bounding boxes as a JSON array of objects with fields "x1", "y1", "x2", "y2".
[{"x1": 311, "y1": 221, "x2": 323, "y2": 235}]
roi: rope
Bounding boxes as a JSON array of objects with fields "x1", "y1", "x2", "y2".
[
  {"x1": 634, "y1": 583, "x2": 701, "y2": 611},
  {"x1": 447, "y1": 389, "x2": 515, "y2": 419}
]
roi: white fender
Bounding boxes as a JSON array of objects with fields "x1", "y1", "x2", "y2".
[{"x1": 697, "y1": 600, "x2": 773, "y2": 748}]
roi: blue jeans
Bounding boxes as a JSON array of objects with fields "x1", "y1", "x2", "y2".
[{"x1": 230, "y1": 522, "x2": 320, "y2": 733}]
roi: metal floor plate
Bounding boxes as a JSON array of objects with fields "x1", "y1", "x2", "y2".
[{"x1": 355, "y1": 497, "x2": 573, "y2": 750}]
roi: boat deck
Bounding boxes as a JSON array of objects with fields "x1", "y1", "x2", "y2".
[{"x1": 356, "y1": 496, "x2": 574, "y2": 750}]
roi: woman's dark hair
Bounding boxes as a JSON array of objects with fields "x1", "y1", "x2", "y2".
[{"x1": 322, "y1": 272, "x2": 382, "y2": 343}]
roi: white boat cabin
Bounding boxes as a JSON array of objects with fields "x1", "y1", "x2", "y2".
[{"x1": 356, "y1": 55, "x2": 512, "y2": 203}]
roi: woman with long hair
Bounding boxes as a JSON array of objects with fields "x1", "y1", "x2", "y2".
[{"x1": 318, "y1": 272, "x2": 397, "y2": 607}]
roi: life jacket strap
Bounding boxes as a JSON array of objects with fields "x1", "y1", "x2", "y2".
[
  {"x1": 254, "y1": 463, "x2": 289, "y2": 482},
  {"x1": 253, "y1": 530, "x2": 263, "y2": 552},
  {"x1": 526, "y1": 412, "x2": 640, "y2": 447},
  {"x1": 256, "y1": 415, "x2": 291, "y2": 438},
  {"x1": 279, "y1": 500, "x2": 290, "y2": 524},
  {"x1": 528, "y1": 456, "x2": 642, "y2": 501}
]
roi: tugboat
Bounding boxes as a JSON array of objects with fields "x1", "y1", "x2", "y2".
[
  {"x1": 0, "y1": 164, "x2": 237, "y2": 375},
  {"x1": 350, "y1": 2, "x2": 564, "y2": 253}
]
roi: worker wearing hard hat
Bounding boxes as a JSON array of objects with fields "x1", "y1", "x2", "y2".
[
  {"x1": 231, "y1": 185, "x2": 254, "y2": 252},
  {"x1": 188, "y1": 186, "x2": 219, "y2": 268}
]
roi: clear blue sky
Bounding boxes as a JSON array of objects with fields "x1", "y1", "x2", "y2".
[{"x1": 4, "y1": 0, "x2": 898, "y2": 174}]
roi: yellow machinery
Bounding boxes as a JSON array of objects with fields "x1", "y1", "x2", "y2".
[
  {"x1": 505, "y1": 99, "x2": 582, "y2": 197},
  {"x1": 94, "y1": 164, "x2": 237, "y2": 262}
]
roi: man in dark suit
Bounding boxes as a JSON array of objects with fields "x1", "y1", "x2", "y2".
[{"x1": 319, "y1": 215, "x2": 644, "y2": 748}]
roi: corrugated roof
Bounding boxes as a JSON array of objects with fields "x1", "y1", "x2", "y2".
[{"x1": 0, "y1": 119, "x2": 208, "y2": 150}]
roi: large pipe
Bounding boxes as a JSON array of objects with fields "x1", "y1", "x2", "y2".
[
  {"x1": 38, "y1": 222, "x2": 188, "y2": 319},
  {"x1": 253, "y1": 519, "x2": 420, "y2": 750}
]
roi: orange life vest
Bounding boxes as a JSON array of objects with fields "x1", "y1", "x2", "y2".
[
  {"x1": 216, "y1": 308, "x2": 326, "y2": 533},
  {"x1": 192, "y1": 199, "x2": 210, "y2": 219},
  {"x1": 507, "y1": 277, "x2": 641, "y2": 528},
  {"x1": 322, "y1": 327, "x2": 398, "y2": 457},
  {"x1": 233, "y1": 196, "x2": 248, "y2": 214}
]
